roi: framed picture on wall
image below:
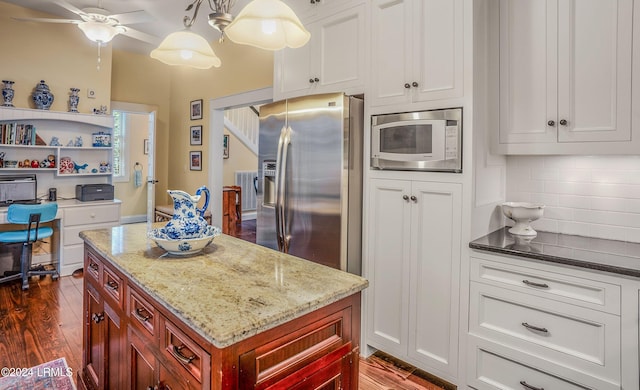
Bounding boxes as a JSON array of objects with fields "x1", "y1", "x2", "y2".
[
  {"x1": 190, "y1": 99, "x2": 203, "y2": 120},
  {"x1": 143, "y1": 139, "x2": 149, "y2": 155},
  {"x1": 190, "y1": 151, "x2": 202, "y2": 171},
  {"x1": 190, "y1": 125, "x2": 202, "y2": 145},
  {"x1": 223, "y1": 134, "x2": 229, "y2": 159}
]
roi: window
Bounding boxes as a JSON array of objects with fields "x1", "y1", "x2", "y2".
[{"x1": 112, "y1": 110, "x2": 129, "y2": 182}]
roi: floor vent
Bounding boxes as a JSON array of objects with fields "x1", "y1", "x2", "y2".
[{"x1": 234, "y1": 171, "x2": 257, "y2": 212}]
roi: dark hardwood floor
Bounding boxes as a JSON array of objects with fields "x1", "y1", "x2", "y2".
[
  {"x1": 0, "y1": 219, "x2": 451, "y2": 389},
  {"x1": 233, "y1": 218, "x2": 257, "y2": 243}
]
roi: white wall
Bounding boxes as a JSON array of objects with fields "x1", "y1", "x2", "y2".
[{"x1": 506, "y1": 155, "x2": 640, "y2": 243}]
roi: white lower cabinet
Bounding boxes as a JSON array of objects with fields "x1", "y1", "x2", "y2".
[
  {"x1": 468, "y1": 252, "x2": 639, "y2": 390},
  {"x1": 366, "y1": 178, "x2": 461, "y2": 382},
  {"x1": 60, "y1": 201, "x2": 120, "y2": 275}
]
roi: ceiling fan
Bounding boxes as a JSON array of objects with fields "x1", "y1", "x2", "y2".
[{"x1": 13, "y1": 0, "x2": 160, "y2": 45}]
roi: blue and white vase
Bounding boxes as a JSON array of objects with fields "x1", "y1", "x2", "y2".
[
  {"x1": 2, "y1": 80, "x2": 15, "y2": 107},
  {"x1": 32, "y1": 80, "x2": 54, "y2": 110},
  {"x1": 160, "y1": 186, "x2": 211, "y2": 240},
  {"x1": 68, "y1": 88, "x2": 80, "y2": 113}
]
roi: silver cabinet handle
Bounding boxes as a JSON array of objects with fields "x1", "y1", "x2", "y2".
[
  {"x1": 520, "y1": 380, "x2": 544, "y2": 390},
  {"x1": 522, "y1": 279, "x2": 549, "y2": 289},
  {"x1": 309, "y1": 78, "x2": 315, "y2": 84},
  {"x1": 134, "y1": 307, "x2": 151, "y2": 322},
  {"x1": 91, "y1": 312, "x2": 104, "y2": 324},
  {"x1": 412, "y1": 81, "x2": 419, "y2": 87},
  {"x1": 522, "y1": 322, "x2": 548, "y2": 333},
  {"x1": 410, "y1": 195, "x2": 417, "y2": 202},
  {"x1": 547, "y1": 120, "x2": 555, "y2": 126},
  {"x1": 171, "y1": 345, "x2": 195, "y2": 365},
  {"x1": 559, "y1": 119, "x2": 568, "y2": 126},
  {"x1": 404, "y1": 83, "x2": 411, "y2": 89},
  {"x1": 402, "y1": 195, "x2": 409, "y2": 201}
]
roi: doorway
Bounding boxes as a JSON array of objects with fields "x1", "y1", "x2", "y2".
[
  {"x1": 208, "y1": 88, "x2": 272, "y2": 228},
  {"x1": 111, "y1": 101, "x2": 158, "y2": 224}
]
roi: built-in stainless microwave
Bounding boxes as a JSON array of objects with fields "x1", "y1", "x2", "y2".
[{"x1": 371, "y1": 107, "x2": 462, "y2": 172}]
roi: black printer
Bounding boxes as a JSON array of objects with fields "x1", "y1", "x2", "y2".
[{"x1": 76, "y1": 184, "x2": 114, "y2": 201}]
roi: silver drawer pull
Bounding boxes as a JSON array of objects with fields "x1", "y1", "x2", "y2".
[
  {"x1": 171, "y1": 345, "x2": 195, "y2": 365},
  {"x1": 522, "y1": 279, "x2": 549, "y2": 289},
  {"x1": 520, "y1": 380, "x2": 544, "y2": 390},
  {"x1": 134, "y1": 307, "x2": 151, "y2": 322},
  {"x1": 522, "y1": 322, "x2": 548, "y2": 333}
]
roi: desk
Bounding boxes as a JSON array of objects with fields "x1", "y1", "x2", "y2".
[{"x1": 0, "y1": 199, "x2": 121, "y2": 277}]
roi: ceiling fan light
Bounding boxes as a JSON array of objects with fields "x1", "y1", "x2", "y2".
[
  {"x1": 78, "y1": 21, "x2": 122, "y2": 43},
  {"x1": 150, "y1": 30, "x2": 221, "y2": 69},
  {"x1": 224, "y1": 0, "x2": 310, "y2": 50}
]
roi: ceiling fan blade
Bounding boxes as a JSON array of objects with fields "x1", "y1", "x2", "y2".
[
  {"x1": 53, "y1": 0, "x2": 86, "y2": 17},
  {"x1": 12, "y1": 17, "x2": 81, "y2": 24},
  {"x1": 110, "y1": 10, "x2": 154, "y2": 25},
  {"x1": 119, "y1": 27, "x2": 161, "y2": 46}
]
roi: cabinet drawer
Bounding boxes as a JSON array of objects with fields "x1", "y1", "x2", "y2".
[
  {"x1": 103, "y1": 265, "x2": 124, "y2": 310},
  {"x1": 470, "y1": 344, "x2": 599, "y2": 390},
  {"x1": 127, "y1": 288, "x2": 158, "y2": 341},
  {"x1": 64, "y1": 244, "x2": 85, "y2": 269},
  {"x1": 239, "y1": 306, "x2": 350, "y2": 388},
  {"x1": 64, "y1": 204, "x2": 119, "y2": 227},
  {"x1": 64, "y1": 222, "x2": 119, "y2": 246},
  {"x1": 470, "y1": 282, "x2": 620, "y2": 384},
  {"x1": 159, "y1": 364, "x2": 200, "y2": 390},
  {"x1": 161, "y1": 318, "x2": 211, "y2": 387},
  {"x1": 85, "y1": 250, "x2": 102, "y2": 284},
  {"x1": 471, "y1": 256, "x2": 620, "y2": 314}
]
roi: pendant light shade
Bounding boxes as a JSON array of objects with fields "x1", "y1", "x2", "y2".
[
  {"x1": 150, "y1": 30, "x2": 222, "y2": 69},
  {"x1": 224, "y1": 0, "x2": 310, "y2": 50},
  {"x1": 78, "y1": 21, "x2": 123, "y2": 43}
]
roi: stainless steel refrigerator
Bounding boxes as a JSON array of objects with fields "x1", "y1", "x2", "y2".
[{"x1": 256, "y1": 93, "x2": 363, "y2": 275}]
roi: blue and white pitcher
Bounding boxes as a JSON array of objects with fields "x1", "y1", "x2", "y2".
[{"x1": 161, "y1": 186, "x2": 210, "y2": 239}]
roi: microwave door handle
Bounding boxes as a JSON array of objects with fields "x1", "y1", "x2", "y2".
[
  {"x1": 275, "y1": 126, "x2": 287, "y2": 251},
  {"x1": 280, "y1": 127, "x2": 293, "y2": 253}
]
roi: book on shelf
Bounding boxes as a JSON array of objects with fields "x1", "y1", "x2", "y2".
[{"x1": 0, "y1": 123, "x2": 37, "y2": 145}]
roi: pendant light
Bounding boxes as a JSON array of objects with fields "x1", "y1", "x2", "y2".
[
  {"x1": 150, "y1": 29, "x2": 221, "y2": 69},
  {"x1": 225, "y1": 0, "x2": 310, "y2": 50},
  {"x1": 150, "y1": 0, "x2": 309, "y2": 69}
]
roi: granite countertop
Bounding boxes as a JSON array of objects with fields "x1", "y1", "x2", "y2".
[
  {"x1": 470, "y1": 227, "x2": 640, "y2": 278},
  {"x1": 80, "y1": 223, "x2": 368, "y2": 349}
]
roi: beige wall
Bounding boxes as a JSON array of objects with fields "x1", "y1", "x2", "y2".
[
  {"x1": 165, "y1": 40, "x2": 273, "y2": 199},
  {"x1": 0, "y1": 1, "x2": 112, "y2": 112},
  {"x1": 110, "y1": 50, "x2": 172, "y2": 207},
  {"x1": 223, "y1": 130, "x2": 258, "y2": 186}
]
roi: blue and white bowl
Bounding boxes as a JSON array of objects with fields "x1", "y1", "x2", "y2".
[{"x1": 148, "y1": 225, "x2": 221, "y2": 256}]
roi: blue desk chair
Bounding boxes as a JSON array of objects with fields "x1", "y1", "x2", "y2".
[{"x1": 0, "y1": 203, "x2": 58, "y2": 290}]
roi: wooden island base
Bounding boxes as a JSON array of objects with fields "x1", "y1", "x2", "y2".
[{"x1": 79, "y1": 245, "x2": 362, "y2": 390}]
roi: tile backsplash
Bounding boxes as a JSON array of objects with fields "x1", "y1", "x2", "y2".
[{"x1": 506, "y1": 155, "x2": 640, "y2": 243}]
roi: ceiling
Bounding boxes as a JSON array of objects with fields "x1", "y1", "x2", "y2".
[{"x1": 3, "y1": 0, "x2": 251, "y2": 55}]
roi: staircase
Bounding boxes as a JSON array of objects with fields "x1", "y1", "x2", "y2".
[
  {"x1": 224, "y1": 106, "x2": 259, "y2": 156},
  {"x1": 225, "y1": 106, "x2": 259, "y2": 218}
]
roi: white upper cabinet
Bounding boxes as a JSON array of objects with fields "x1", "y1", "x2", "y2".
[
  {"x1": 273, "y1": 2, "x2": 366, "y2": 100},
  {"x1": 369, "y1": 0, "x2": 464, "y2": 108},
  {"x1": 496, "y1": 0, "x2": 635, "y2": 154}
]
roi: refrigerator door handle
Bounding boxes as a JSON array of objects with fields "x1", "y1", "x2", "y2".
[
  {"x1": 275, "y1": 126, "x2": 287, "y2": 251},
  {"x1": 279, "y1": 126, "x2": 293, "y2": 252}
]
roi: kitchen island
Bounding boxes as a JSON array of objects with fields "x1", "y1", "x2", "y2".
[{"x1": 78, "y1": 223, "x2": 368, "y2": 390}]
